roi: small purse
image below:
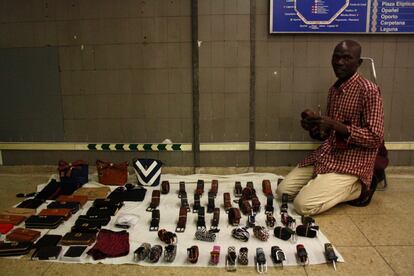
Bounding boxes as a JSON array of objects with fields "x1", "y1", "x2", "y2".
[
  {"x1": 96, "y1": 160, "x2": 128, "y2": 186},
  {"x1": 132, "y1": 158, "x2": 162, "y2": 186}
]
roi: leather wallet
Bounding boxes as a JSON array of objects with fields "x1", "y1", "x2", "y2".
[
  {"x1": 86, "y1": 206, "x2": 119, "y2": 217},
  {"x1": 56, "y1": 195, "x2": 88, "y2": 207},
  {"x1": 71, "y1": 223, "x2": 100, "y2": 234},
  {"x1": 107, "y1": 185, "x2": 147, "y2": 202},
  {"x1": 6, "y1": 228, "x2": 41, "y2": 242},
  {"x1": 0, "y1": 214, "x2": 26, "y2": 225},
  {"x1": 1, "y1": 207, "x2": 36, "y2": 217},
  {"x1": 0, "y1": 223, "x2": 14, "y2": 234},
  {"x1": 47, "y1": 201, "x2": 80, "y2": 214},
  {"x1": 75, "y1": 215, "x2": 111, "y2": 227},
  {"x1": 0, "y1": 241, "x2": 33, "y2": 257},
  {"x1": 73, "y1": 187, "x2": 110, "y2": 200},
  {"x1": 93, "y1": 198, "x2": 123, "y2": 209},
  {"x1": 61, "y1": 246, "x2": 87, "y2": 261},
  {"x1": 60, "y1": 232, "x2": 97, "y2": 246},
  {"x1": 39, "y1": 208, "x2": 72, "y2": 220},
  {"x1": 96, "y1": 160, "x2": 128, "y2": 186},
  {"x1": 16, "y1": 198, "x2": 44, "y2": 209},
  {"x1": 24, "y1": 215, "x2": 64, "y2": 229},
  {"x1": 31, "y1": 245, "x2": 62, "y2": 260},
  {"x1": 35, "y1": 234, "x2": 62, "y2": 248}
]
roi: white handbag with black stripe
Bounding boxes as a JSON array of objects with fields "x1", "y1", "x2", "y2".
[{"x1": 133, "y1": 158, "x2": 162, "y2": 186}]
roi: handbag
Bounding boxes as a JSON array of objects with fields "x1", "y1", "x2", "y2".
[
  {"x1": 96, "y1": 160, "x2": 128, "y2": 186},
  {"x1": 132, "y1": 158, "x2": 162, "y2": 186},
  {"x1": 58, "y1": 160, "x2": 89, "y2": 190}
]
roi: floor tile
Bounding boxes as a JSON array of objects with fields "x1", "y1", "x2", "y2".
[
  {"x1": 376, "y1": 245, "x2": 414, "y2": 276},
  {"x1": 305, "y1": 246, "x2": 395, "y2": 275},
  {"x1": 0, "y1": 259, "x2": 52, "y2": 276}
]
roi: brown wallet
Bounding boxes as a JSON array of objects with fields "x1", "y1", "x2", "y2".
[
  {"x1": 0, "y1": 215, "x2": 26, "y2": 225},
  {"x1": 6, "y1": 228, "x2": 41, "y2": 242},
  {"x1": 1, "y1": 207, "x2": 36, "y2": 218},
  {"x1": 56, "y1": 195, "x2": 88, "y2": 207},
  {"x1": 38, "y1": 208, "x2": 72, "y2": 220},
  {"x1": 73, "y1": 187, "x2": 110, "y2": 200},
  {"x1": 60, "y1": 232, "x2": 96, "y2": 246}
]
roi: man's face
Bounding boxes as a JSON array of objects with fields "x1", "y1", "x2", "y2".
[{"x1": 331, "y1": 43, "x2": 361, "y2": 81}]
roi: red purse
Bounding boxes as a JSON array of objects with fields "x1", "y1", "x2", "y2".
[{"x1": 96, "y1": 160, "x2": 128, "y2": 186}]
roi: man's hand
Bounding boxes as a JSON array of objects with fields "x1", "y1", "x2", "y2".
[{"x1": 300, "y1": 109, "x2": 317, "y2": 131}]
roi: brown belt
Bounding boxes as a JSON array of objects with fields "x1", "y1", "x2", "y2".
[
  {"x1": 228, "y1": 207, "x2": 241, "y2": 226},
  {"x1": 265, "y1": 195, "x2": 274, "y2": 214},
  {"x1": 187, "y1": 245, "x2": 199, "y2": 264},
  {"x1": 195, "y1": 179, "x2": 204, "y2": 196},
  {"x1": 223, "y1": 192, "x2": 232, "y2": 212},
  {"x1": 210, "y1": 208, "x2": 220, "y2": 230},
  {"x1": 210, "y1": 180, "x2": 218, "y2": 197},
  {"x1": 241, "y1": 186, "x2": 256, "y2": 200},
  {"x1": 234, "y1": 181, "x2": 242, "y2": 197},
  {"x1": 246, "y1": 181, "x2": 254, "y2": 190},
  {"x1": 239, "y1": 199, "x2": 252, "y2": 215},
  {"x1": 175, "y1": 207, "x2": 187, "y2": 232},
  {"x1": 146, "y1": 190, "x2": 160, "y2": 211},
  {"x1": 178, "y1": 181, "x2": 186, "y2": 198},
  {"x1": 149, "y1": 209, "x2": 160, "y2": 231},
  {"x1": 197, "y1": 206, "x2": 206, "y2": 230},
  {"x1": 207, "y1": 191, "x2": 215, "y2": 213},
  {"x1": 161, "y1": 181, "x2": 170, "y2": 194},
  {"x1": 262, "y1": 179, "x2": 273, "y2": 196},
  {"x1": 180, "y1": 192, "x2": 191, "y2": 212},
  {"x1": 193, "y1": 194, "x2": 201, "y2": 213},
  {"x1": 252, "y1": 196, "x2": 261, "y2": 213}
]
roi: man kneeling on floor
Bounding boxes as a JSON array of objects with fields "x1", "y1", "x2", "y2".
[{"x1": 276, "y1": 40, "x2": 384, "y2": 215}]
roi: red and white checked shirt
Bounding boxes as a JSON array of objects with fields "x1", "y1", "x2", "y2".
[{"x1": 299, "y1": 73, "x2": 384, "y2": 186}]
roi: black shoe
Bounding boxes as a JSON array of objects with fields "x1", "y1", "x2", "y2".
[{"x1": 347, "y1": 178, "x2": 378, "y2": 207}]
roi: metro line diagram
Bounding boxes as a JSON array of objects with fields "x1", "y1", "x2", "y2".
[{"x1": 294, "y1": 0, "x2": 350, "y2": 24}]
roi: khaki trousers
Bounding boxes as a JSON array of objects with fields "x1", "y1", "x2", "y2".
[{"x1": 276, "y1": 166, "x2": 362, "y2": 215}]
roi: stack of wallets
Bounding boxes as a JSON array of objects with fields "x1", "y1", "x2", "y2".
[
  {"x1": 72, "y1": 215, "x2": 110, "y2": 233},
  {"x1": 61, "y1": 246, "x2": 87, "y2": 261},
  {"x1": 39, "y1": 208, "x2": 72, "y2": 220},
  {"x1": 0, "y1": 241, "x2": 33, "y2": 257},
  {"x1": 31, "y1": 234, "x2": 63, "y2": 260},
  {"x1": 6, "y1": 228, "x2": 41, "y2": 242},
  {"x1": 85, "y1": 199, "x2": 123, "y2": 217},
  {"x1": 47, "y1": 201, "x2": 80, "y2": 214},
  {"x1": 0, "y1": 214, "x2": 26, "y2": 225},
  {"x1": 25, "y1": 215, "x2": 64, "y2": 229},
  {"x1": 56, "y1": 195, "x2": 88, "y2": 208},
  {"x1": 60, "y1": 232, "x2": 97, "y2": 246}
]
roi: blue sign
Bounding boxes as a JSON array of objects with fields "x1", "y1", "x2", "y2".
[{"x1": 270, "y1": 0, "x2": 414, "y2": 33}]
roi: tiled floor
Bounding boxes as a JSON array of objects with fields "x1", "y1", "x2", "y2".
[{"x1": 0, "y1": 166, "x2": 413, "y2": 275}]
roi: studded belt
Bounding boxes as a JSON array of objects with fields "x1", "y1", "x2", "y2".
[
  {"x1": 253, "y1": 225, "x2": 269, "y2": 241},
  {"x1": 134, "y1": 242, "x2": 151, "y2": 261},
  {"x1": 164, "y1": 244, "x2": 177, "y2": 262}
]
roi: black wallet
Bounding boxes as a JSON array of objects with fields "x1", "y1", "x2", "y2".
[
  {"x1": 35, "y1": 234, "x2": 63, "y2": 248},
  {"x1": 0, "y1": 241, "x2": 33, "y2": 257},
  {"x1": 47, "y1": 201, "x2": 80, "y2": 214},
  {"x1": 86, "y1": 206, "x2": 118, "y2": 216},
  {"x1": 107, "y1": 186, "x2": 147, "y2": 202},
  {"x1": 62, "y1": 246, "x2": 87, "y2": 259},
  {"x1": 92, "y1": 198, "x2": 123, "y2": 209},
  {"x1": 31, "y1": 245, "x2": 62, "y2": 260},
  {"x1": 25, "y1": 215, "x2": 64, "y2": 229},
  {"x1": 75, "y1": 215, "x2": 111, "y2": 227},
  {"x1": 16, "y1": 199, "x2": 44, "y2": 209},
  {"x1": 71, "y1": 223, "x2": 100, "y2": 234}
]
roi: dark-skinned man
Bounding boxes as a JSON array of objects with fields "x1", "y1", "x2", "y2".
[{"x1": 276, "y1": 40, "x2": 384, "y2": 215}]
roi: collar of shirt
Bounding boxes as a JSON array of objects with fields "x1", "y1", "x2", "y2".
[{"x1": 334, "y1": 73, "x2": 360, "y2": 94}]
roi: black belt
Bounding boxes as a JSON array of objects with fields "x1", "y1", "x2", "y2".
[
  {"x1": 197, "y1": 206, "x2": 206, "y2": 230},
  {"x1": 180, "y1": 192, "x2": 191, "y2": 212},
  {"x1": 195, "y1": 179, "x2": 204, "y2": 196},
  {"x1": 210, "y1": 207, "x2": 220, "y2": 231},
  {"x1": 207, "y1": 191, "x2": 215, "y2": 213},
  {"x1": 271, "y1": 245, "x2": 286, "y2": 265},
  {"x1": 210, "y1": 180, "x2": 218, "y2": 197},
  {"x1": 164, "y1": 244, "x2": 177, "y2": 262},
  {"x1": 228, "y1": 207, "x2": 241, "y2": 226},
  {"x1": 134, "y1": 242, "x2": 151, "y2": 261},
  {"x1": 149, "y1": 209, "x2": 160, "y2": 231},
  {"x1": 178, "y1": 181, "x2": 186, "y2": 198},
  {"x1": 161, "y1": 181, "x2": 170, "y2": 194},
  {"x1": 234, "y1": 181, "x2": 242, "y2": 197},
  {"x1": 193, "y1": 193, "x2": 201, "y2": 213},
  {"x1": 265, "y1": 195, "x2": 274, "y2": 214}
]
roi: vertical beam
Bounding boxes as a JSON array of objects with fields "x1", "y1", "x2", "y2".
[
  {"x1": 0, "y1": 150, "x2": 2, "y2": 165},
  {"x1": 249, "y1": 0, "x2": 257, "y2": 167},
  {"x1": 191, "y1": 0, "x2": 200, "y2": 168}
]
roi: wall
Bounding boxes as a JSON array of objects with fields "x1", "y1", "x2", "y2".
[{"x1": 0, "y1": 0, "x2": 413, "y2": 166}]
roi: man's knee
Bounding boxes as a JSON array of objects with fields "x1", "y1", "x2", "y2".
[
  {"x1": 293, "y1": 196, "x2": 319, "y2": 216},
  {"x1": 275, "y1": 179, "x2": 296, "y2": 200}
]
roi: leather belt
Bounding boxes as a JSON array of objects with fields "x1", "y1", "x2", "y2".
[
  {"x1": 195, "y1": 179, "x2": 204, "y2": 196},
  {"x1": 239, "y1": 199, "x2": 252, "y2": 215},
  {"x1": 209, "y1": 245, "x2": 220, "y2": 265},
  {"x1": 148, "y1": 245, "x2": 163, "y2": 263},
  {"x1": 234, "y1": 181, "x2": 242, "y2": 197},
  {"x1": 296, "y1": 224, "x2": 318, "y2": 238},
  {"x1": 241, "y1": 186, "x2": 256, "y2": 200},
  {"x1": 164, "y1": 244, "x2": 177, "y2": 262},
  {"x1": 280, "y1": 193, "x2": 289, "y2": 213},
  {"x1": 226, "y1": 246, "x2": 237, "y2": 272},
  {"x1": 210, "y1": 208, "x2": 220, "y2": 231},
  {"x1": 256, "y1": 247, "x2": 267, "y2": 273},
  {"x1": 207, "y1": 191, "x2": 215, "y2": 213},
  {"x1": 252, "y1": 196, "x2": 261, "y2": 213},
  {"x1": 161, "y1": 181, "x2": 170, "y2": 194},
  {"x1": 262, "y1": 179, "x2": 273, "y2": 196},
  {"x1": 146, "y1": 190, "x2": 160, "y2": 211},
  {"x1": 266, "y1": 213, "x2": 276, "y2": 227},
  {"x1": 223, "y1": 192, "x2": 232, "y2": 212},
  {"x1": 180, "y1": 192, "x2": 191, "y2": 212},
  {"x1": 157, "y1": 229, "x2": 177, "y2": 244},
  {"x1": 271, "y1": 245, "x2": 286, "y2": 264},
  {"x1": 175, "y1": 207, "x2": 187, "y2": 232},
  {"x1": 134, "y1": 242, "x2": 151, "y2": 261},
  {"x1": 195, "y1": 228, "x2": 216, "y2": 242},
  {"x1": 238, "y1": 247, "x2": 248, "y2": 265},
  {"x1": 228, "y1": 207, "x2": 241, "y2": 226},
  {"x1": 178, "y1": 181, "x2": 186, "y2": 198},
  {"x1": 231, "y1": 227, "x2": 250, "y2": 242},
  {"x1": 274, "y1": 226, "x2": 295, "y2": 241},
  {"x1": 281, "y1": 212, "x2": 296, "y2": 228},
  {"x1": 193, "y1": 194, "x2": 201, "y2": 213},
  {"x1": 265, "y1": 195, "x2": 274, "y2": 214},
  {"x1": 187, "y1": 245, "x2": 199, "y2": 264},
  {"x1": 196, "y1": 206, "x2": 206, "y2": 230},
  {"x1": 210, "y1": 180, "x2": 218, "y2": 197},
  {"x1": 253, "y1": 225, "x2": 269, "y2": 241},
  {"x1": 149, "y1": 209, "x2": 160, "y2": 231}
]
